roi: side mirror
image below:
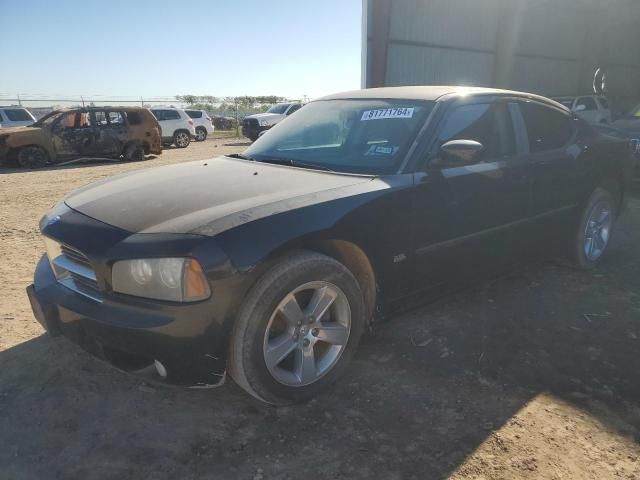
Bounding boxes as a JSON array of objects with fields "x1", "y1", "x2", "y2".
[
  {"x1": 575, "y1": 104, "x2": 587, "y2": 112},
  {"x1": 434, "y1": 139, "x2": 484, "y2": 167}
]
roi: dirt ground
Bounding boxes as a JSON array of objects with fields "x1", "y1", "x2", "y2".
[{"x1": 1, "y1": 137, "x2": 639, "y2": 479}]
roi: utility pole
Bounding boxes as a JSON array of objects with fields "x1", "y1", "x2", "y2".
[
  {"x1": 141, "y1": 96, "x2": 144, "y2": 106},
  {"x1": 16, "y1": 94, "x2": 22, "y2": 106},
  {"x1": 234, "y1": 98, "x2": 240, "y2": 138},
  {"x1": 80, "y1": 96, "x2": 85, "y2": 107}
]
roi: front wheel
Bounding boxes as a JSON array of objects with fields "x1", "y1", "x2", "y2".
[
  {"x1": 569, "y1": 187, "x2": 616, "y2": 269},
  {"x1": 228, "y1": 251, "x2": 366, "y2": 405},
  {"x1": 17, "y1": 146, "x2": 49, "y2": 168},
  {"x1": 174, "y1": 131, "x2": 191, "y2": 148}
]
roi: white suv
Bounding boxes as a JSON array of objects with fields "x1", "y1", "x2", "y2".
[
  {"x1": 150, "y1": 107, "x2": 196, "y2": 148},
  {"x1": 552, "y1": 95, "x2": 611, "y2": 124},
  {"x1": 0, "y1": 106, "x2": 37, "y2": 128},
  {"x1": 185, "y1": 110, "x2": 215, "y2": 142}
]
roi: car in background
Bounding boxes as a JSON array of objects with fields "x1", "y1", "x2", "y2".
[
  {"x1": 212, "y1": 116, "x2": 235, "y2": 130},
  {"x1": 151, "y1": 107, "x2": 196, "y2": 148},
  {"x1": 28, "y1": 86, "x2": 634, "y2": 404},
  {"x1": 592, "y1": 123, "x2": 640, "y2": 180},
  {"x1": 0, "y1": 107, "x2": 161, "y2": 168},
  {"x1": 185, "y1": 109, "x2": 215, "y2": 142},
  {"x1": 241, "y1": 102, "x2": 302, "y2": 141},
  {"x1": 612, "y1": 102, "x2": 640, "y2": 138},
  {"x1": 552, "y1": 95, "x2": 611, "y2": 124},
  {"x1": 0, "y1": 106, "x2": 37, "y2": 128}
]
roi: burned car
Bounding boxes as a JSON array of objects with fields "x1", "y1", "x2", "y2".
[
  {"x1": 28, "y1": 87, "x2": 634, "y2": 404},
  {"x1": 0, "y1": 107, "x2": 162, "y2": 168}
]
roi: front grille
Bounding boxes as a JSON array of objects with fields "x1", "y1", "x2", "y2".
[
  {"x1": 243, "y1": 118, "x2": 258, "y2": 127},
  {"x1": 44, "y1": 238, "x2": 102, "y2": 302}
]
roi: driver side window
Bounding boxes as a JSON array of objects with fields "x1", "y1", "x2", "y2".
[{"x1": 436, "y1": 102, "x2": 515, "y2": 164}]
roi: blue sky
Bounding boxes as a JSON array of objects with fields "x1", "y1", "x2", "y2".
[{"x1": 0, "y1": 0, "x2": 362, "y2": 101}]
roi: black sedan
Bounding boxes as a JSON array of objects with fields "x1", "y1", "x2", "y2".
[{"x1": 28, "y1": 86, "x2": 635, "y2": 404}]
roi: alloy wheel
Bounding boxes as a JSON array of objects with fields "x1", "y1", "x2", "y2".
[
  {"x1": 176, "y1": 132, "x2": 190, "y2": 147},
  {"x1": 583, "y1": 199, "x2": 613, "y2": 261},
  {"x1": 263, "y1": 281, "x2": 351, "y2": 387}
]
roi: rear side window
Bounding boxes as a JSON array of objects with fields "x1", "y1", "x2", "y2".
[
  {"x1": 126, "y1": 111, "x2": 143, "y2": 125},
  {"x1": 4, "y1": 108, "x2": 33, "y2": 121},
  {"x1": 520, "y1": 102, "x2": 574, "y2": 152},
  {"x1": 575, "y1": 97, "x2": 598, "y2": 111},
  {"x1": 438, "y1": 102, "x2": 516, "y2": 160},
  {"x1": 186, "y1": 110, "x2": 202, "y2": 119},
  {"x1": 152, "y1": 109, "x2": 180, "y2": 121}
]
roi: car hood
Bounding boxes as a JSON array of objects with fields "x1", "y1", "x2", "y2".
[
  {"x1": 0, "y1": 126, "x2": 41, "y2": 136},
  {"x1": 64, "y1": 157, "x2": 380, "y2": 236},
  {"x1": 245, "y1": 113, "x2": 283, "y2": 124},
  {"x1": 612, "y1": 118, "x2": 640, "y2": 136}
]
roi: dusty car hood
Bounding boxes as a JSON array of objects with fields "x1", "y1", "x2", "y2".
[{"x1": 64, "y1": 157, "x2": 379, "y2": 236}]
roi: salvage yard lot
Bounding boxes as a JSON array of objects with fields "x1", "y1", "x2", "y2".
[{"x1": 1, "y1": 138, "x2": 639, "y2": 479}]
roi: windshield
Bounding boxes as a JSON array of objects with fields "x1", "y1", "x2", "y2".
[
  {"x1": 243, "y1": 99, "x2": 434, "y2": 174},
  {"x1": 32, "y1": 111, "x2": 63, "y2": 127},
  {"x1": 267, "y1": 103, "x2": 291, "y2": 114}
]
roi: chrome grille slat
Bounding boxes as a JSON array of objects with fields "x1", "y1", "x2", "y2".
[{"x1": 44, "y1": 237, "x2": 102, "y2": 302}]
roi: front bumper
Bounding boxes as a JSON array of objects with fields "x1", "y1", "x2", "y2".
[
  {"x1": 28, "y1": 254, "x2": 228, "y2": 387},
  {"x1": 242, "y1": 124, "x2": 271, "y2": 140}
]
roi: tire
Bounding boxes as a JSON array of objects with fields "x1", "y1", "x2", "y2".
[
  {"x1": 17, "y1": 146, "x2": 49, "y2": 169},
  {"x1": 123, "y1": 143, "x2": 145, "y2": 162},
  {"x1": 569, "y1": 187, "x2": 616, "y2": 269},
  {"x1": 228, "y1": 251, "x2": 366, "y2": 405},
  {"x1": 174, "y1": 131, "x2": 191, "y2": 148},
  {"x1": 195, "y1": 127, "x2": 207, "y2": 142}
]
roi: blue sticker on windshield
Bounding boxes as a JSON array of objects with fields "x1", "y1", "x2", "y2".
[
  {"x1": 361, "y1": 107, "x2": 414, "y2": 121},
  {"x1": 365, "y1": 145, "x2": 399, "y2": 156}
]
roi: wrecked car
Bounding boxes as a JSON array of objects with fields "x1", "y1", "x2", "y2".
[
  {"x1": 0, "y1": 107, "x2": 162, "y2": 168},
  {"x1": 27, "y1": 86, "x2": 634, "y2": 404}
]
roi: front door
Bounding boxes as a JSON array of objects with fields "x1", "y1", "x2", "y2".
[
  {"x1": 516, "y1": 100, "x2": 580, "y2": 250},
  {"x1": 51, "y1": 111, "x2": 97, "y2": 159},
  {"x1": 412, "y1": 100, "x2": 531, "y2": 292}
]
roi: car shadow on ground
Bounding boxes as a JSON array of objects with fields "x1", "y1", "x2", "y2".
[
  {"x1": 1, "y1": 197, "x2": 638, "y2": 479},
  {"x1": 0, "y1": 155, "x2": 159, "y2": 174}
]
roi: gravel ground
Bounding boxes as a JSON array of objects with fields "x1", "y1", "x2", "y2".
[{"x1": 1, "y1": 138, "x2": 639, "y2": 479}]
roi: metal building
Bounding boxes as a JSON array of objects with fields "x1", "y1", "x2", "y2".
[{"x1": 362, "y1": 0, "x2": 640, "y2": 111}]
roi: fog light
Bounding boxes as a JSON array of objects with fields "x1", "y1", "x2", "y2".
[{"x1": 154, "y1": 360, "x2": 167, "y2": 378}]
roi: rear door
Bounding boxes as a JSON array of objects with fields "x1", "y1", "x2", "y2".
[
  {"x1": 412, "y1": 98, "x2": 531, "y2": 291},
  {"x1": 89, "y1": 110, "x2": 128, "y2": 157},
  {"x1": 515, "y1": 100, "x2": 580, "y2": 247}
]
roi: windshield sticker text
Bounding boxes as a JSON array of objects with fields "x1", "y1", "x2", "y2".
[{"x1": 361, "y1": 108, "x2": 414, "y2": 121}]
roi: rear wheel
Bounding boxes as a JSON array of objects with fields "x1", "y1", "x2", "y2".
[
  {"x1": 569, "y1": 187, "x2": 616, "y2": 269},
  {"x1": 228, "y1": 251, "x2": 365, "y2": 404},
  {"x1": 195, "y1": 127, "x2": 207, "y2": 142},
  {"x1": 123, "y1": 143, "x2": 145, "y2": 162},
  {"x1": 17, "y1": 146, "x2": 49, "y2": 168},
  {"x1": 174, "y1": 131, "x2": 191, "y2": 148}
]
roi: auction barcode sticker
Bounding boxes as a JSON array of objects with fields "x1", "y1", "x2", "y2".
[{"x1": 361, "y1": 107, "x2": 414, "y2": 121}]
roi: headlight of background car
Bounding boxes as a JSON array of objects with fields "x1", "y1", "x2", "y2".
[
  {"x1": 259, "y1": 120, "x2": 270, "y2": 127},
  {"x1": 112, "y1": 258, "x2": 210, "y2": 302}
]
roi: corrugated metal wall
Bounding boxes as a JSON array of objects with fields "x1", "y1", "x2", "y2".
[{"x1": 365, "y1": 0, "x2": 640, "y2": 110}]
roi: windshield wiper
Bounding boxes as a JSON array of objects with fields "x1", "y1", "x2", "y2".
[
  {"x1": 226, "y1": 153, "x2": 255, "y2": 161},
  {"x1": 258, "y1": 158, "x2": 334, "y2": 172}
]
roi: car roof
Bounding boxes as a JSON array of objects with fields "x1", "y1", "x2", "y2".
[{"x1": 317, "y1": 86, "x2": 567, "y2": 109}]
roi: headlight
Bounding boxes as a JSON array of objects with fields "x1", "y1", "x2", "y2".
[
  {"x1": 112, "y1": 258, "x2": 210, "y2": 302},
  {"x1": 259, "y1": 120, "x2": 270, "y2": 127}
]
